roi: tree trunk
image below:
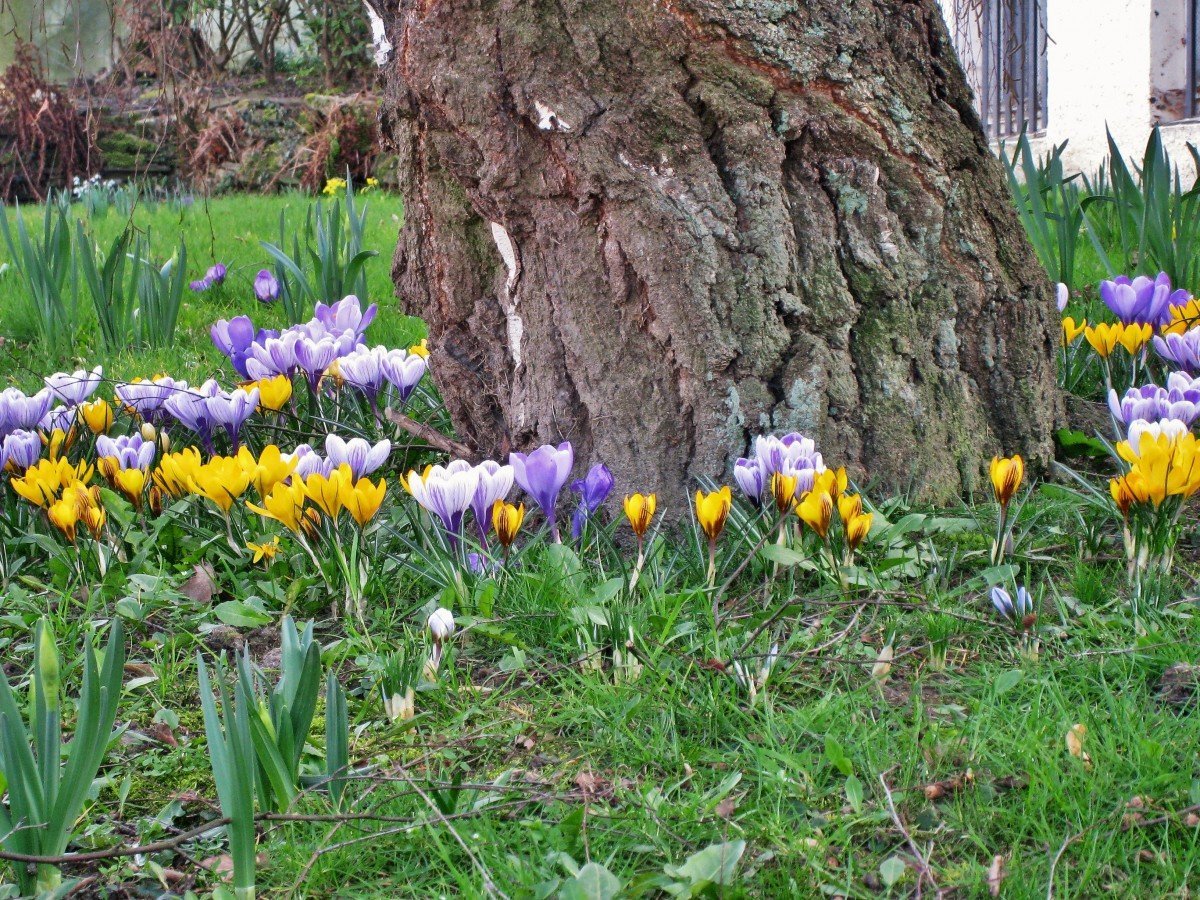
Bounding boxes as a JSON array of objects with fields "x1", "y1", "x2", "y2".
[{"x1": 378, "y1": 0, "x2": 1060, "y2": 507}]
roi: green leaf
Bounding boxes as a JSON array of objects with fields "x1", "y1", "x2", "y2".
[
  {"x1": 879, "y1": 856, "x2": 906, "y2": 887},
  {"x1": 667, "y1": 839, "x2": 746, "y2": 889},
  {"x1": 824, "y1": 734, "x2": 852, "y2": 776},
  {"x1": 759, "y1": 544, "x2": 809, "y2": 567},
  {"x1": 558, "y1": 863, "x2": 622, "y2": 900},
  {"x1": 845, "y1": 774, "x2": 863, "y2": 813},
  {"x1": 214, "y1": 600, "x2": 273, "y2": 628},
  {"x1": 993, "y1": 669, "x2": 1023, "y2": 696}
]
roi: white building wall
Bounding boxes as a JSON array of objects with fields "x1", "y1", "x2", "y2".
[{"x1": 939, "y1": 0, "x2": 1200, "y2": 177}]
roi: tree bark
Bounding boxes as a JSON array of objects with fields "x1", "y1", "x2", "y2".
[{"x1": 379, "y1": 0, "x2": 1060, "y2": 507}]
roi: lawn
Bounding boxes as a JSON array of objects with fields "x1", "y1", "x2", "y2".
[{"x1": 0, "y1": 188, "x2": 1198, "y2": 900}]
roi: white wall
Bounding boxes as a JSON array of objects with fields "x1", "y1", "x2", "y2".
[{"x1": 939, "y1": 0, "x2": 1200, "y2": 177}]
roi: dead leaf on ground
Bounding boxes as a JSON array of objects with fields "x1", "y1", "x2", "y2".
[
  {"x1": 180, "y1": 562, "x2": 218, "y2": 603},
  {"x1": 1066, "y1": 723, "x2": 1092, "y2": 770},
  {"x1": 987, "y1": 854, "x2": 1006, "y2": 896}
]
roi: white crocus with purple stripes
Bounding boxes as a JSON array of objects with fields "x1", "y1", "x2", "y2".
[
  {"x1": 324, "y1": 435, "x2": 390, "y2": 479},
  {"x1": 45, "y1": 366, "x2": 102, "y2": 406},
  {"x1": 469, "y1": 459, "x2": 514, "y2": 542},
  {"x1": 408, "y1": 460, "x2": 479, "y2": 546}
]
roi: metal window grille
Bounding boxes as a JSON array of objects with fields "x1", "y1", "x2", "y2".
[
  {"x1": 1188, "y1": 0, "x2": 1200, "y2": 118},
  {"x1": 976, "y1": 0, "x2": 1048, "y2": 139}
]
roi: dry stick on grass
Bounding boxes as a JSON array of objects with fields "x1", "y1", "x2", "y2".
[
  {"x1": 384, "y1": 407, "x2": 476, "y2": 460},
  {"x1": 878, "y1": 767, "x2": 942, "y2": 899}
]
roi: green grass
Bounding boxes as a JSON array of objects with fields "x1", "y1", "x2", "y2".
[
  {"x1": 0, "y1": 192, "x2": 423, "y2": 391},
  {"x1": 0, "y1": 193, "x2": 1198, "y2": 898}
]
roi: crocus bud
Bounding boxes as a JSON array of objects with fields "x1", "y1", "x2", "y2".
[
  {"x1": 140, "y1": 422, "x2": 156, "y2": 442},
  {"x1": 254, "y1": 269, "x2": 280, "y2": 304},
  {"x1": 1056, "y1": 282, "x2": 1069, "y2": 312},
  {"x1": 427, "y1": 607, "x2": 455, "y2": 642},
  {"x1": 383, "y1": 687, "x2": 415, "y2": 722}
]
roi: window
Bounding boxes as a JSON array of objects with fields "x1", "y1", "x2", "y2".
[
  {"x1": 1151, "y1": 0, "x2": 1200, "y2": 122},
  {"x1": 945, "y1": 0, "x2": 1049, "y2": 139}
]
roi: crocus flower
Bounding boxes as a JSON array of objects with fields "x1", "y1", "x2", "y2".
[
  {"x1": 570, "y1": 463, "x2": 614, "y2": 540},
  {"x1": 1108, "y1": 382, "x2": 1200, "y2": 429},
  {"x1": 115, "y1": 376, "x2": 179, "y2": 423},
  {"x1": 734, "y1": 457, "x2": 767, "y2": 506},
  {"x1": 190, "y1": 263, "x2": 227, "y2": 292},
  {"x1": 991, "y1": 585, "x2": 1034, "y2": 624},
  {"x1": 989, "y1": 455, "x2": 1024, "y2": 508},
  {"x1": 338, "y1": 345, "x2": 388, "y2": 408},
  {"x1": 426, "y1": 606, "x2": 456, "y2": 674},
  {"x1": 324, "y1": 435, "x2": 390, "y2": 479},
  {"x1": 1126, "y1": 418, "x2": 1188, "y2": 455},
  {"x1": 623, "y1": 493, "x2": 657, "y2": 540},
  {"x1": 492, "y1": 500, "x2": 525, "y2": 550},
  {"x1": 314, "y1": 295, "x2": 377, "y2": 339},
  {"x1": 510, "y1": 442, "x2": 573, "y2": 542},
  {"x1": 381, "y1": 349, "x2": 427, "y2": 407},
  {"x1": 0, "y1": 429, "x2": 41, "y2": 472},
  {"x1": 407, "y1": 461, "x2": 479, "y2": 546},
  {"x1": 0, "y1": 387, "x2": 52, "y2": 435},
  {"x1": 44, "y1": 366, "x2": 102, "y2": 406},
  {"x1": 288, "y1": 443, "x2": 332, "y2": 479},
  {"x1": 753, "y1": 432, "x2": 824, "y2": 478},
  {"x1": 163, "y1": 380, "x2": 221, "y2": 451},
  {"x1": 294, "y1": 335, "x2": 342, "y2": 391},
  {"x1": 211, "y1": 316, "x2": 259, "y2": 378},
  {"x1": 40, "y1": 405, "x2": 76, "y2": 436},
  {"x1": 96, "y1": 433, "x2": 156, "y2": 471},
  {"x1": 79, "y1": 399, "x2": 113, "y2": 434},
  {"x1": 207, "y1": 385, "x2": 260, "y2": 449},
  {"x1": 1056, "y1": 282, "x2": 1069, "y2": 312},
  {"x1": 1100, "y1": 273, "x2": 1187, "y2": 328},
  {"x1": 254, "y1": 269, "x2": 280, "y2": 303},
  {"x1": 695, "y1": 487, "x2": 732, "y2": 543},
  {"x1": 469, "y1": 460, "x2": 514, "y2": 542},
  {"x1": 1154, "y1": 328, "x2": 1200, "y2": 373}
]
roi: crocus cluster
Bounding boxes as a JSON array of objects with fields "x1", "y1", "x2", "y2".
[
  {"x1": 733, "y1": 432, "x2": 826, "y2": 507},
  {"x1": 1108, "y1": 373, "x2": 1200, "y2": 430},
  {"x1": 289, "y1": 436, "x2": 391, "y2": 480},
  {"x1": 190, "y1": 263, "x2": 227, "y2": 292},
  {"x1": 1100, "y1": 273, "x2": 1187, "y2": 329},
  {"x1": 160, "y1": 379, "x2": 261, "y2": 452}
]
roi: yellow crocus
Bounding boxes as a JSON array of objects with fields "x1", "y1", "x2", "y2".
[
  {"x1": 1061, "y1": 316, "x2": 1087, "y2": 345},
  {"x1": 247, "y1": 536, "x2": 281, "y2": 564},
  {"x1": 250, "y1": 375, "x2": 294, "y2": 412},
  {"x1": 695, "y1": 486, "x2": 732, "y2": 543},
  {"x1": 110, "y1": 467, "x2": 147, "y2": 509},
  {"x1": 1084, "y1": 322, "x2": 1121, "y2": 358},
  {"x1": 845, "y1": 512, "x2": 873, "y2": 552},
  {"x1": 247, "y1": 481, "x2": 308, "y2": 533},
  {"x1": 302, "y1": 465, "x2": 352, "y2": 521},
  {"x1": 492, "y1": 500, "x2": 525, "y2": 548},
  {"x1": 623, "y1": 493, "x2": 657, "y2": 539},
  {"x1": 41, "y1": 427, "x2": 74, "y2": 461},
  {"x1": 345, "y1": 476, "x2": 387, "y2": 527},
  {"x1": 154, "y1": 448, "x2": 203, "y2": 498},
  {"x1": 409, "y1": 339, "x2": 430, "y2": 359},
  {"x1": 990, "y1": 454, "x2": 1024, "y2": 507},
  {"x1": 81, "y1": 503, "x2": 106, "y2": 540},
  {"x1": 837, "y1": 493, "x2": 863, "y2": 523},
  {"x1": 769, "y1": 472, "x2": 798, "y2": 515},
  {"x1": 79, "y1": 399, "x2": 114, "y2": 434},
  {"x1": 239, "y1": 444, "x2": 298, "y2": 499},
  {"x1": 796, "y1": 489, "x2": 834, "y2": 539},
  {"x1": 1115, "y1": 431, "x2": 1200, "y2": 506},
  {"x1": 189, "y1": 456, "x2": 252, "y2": 514},
  {"x1": 1117, "y1": 322, "x2": 1153, "y2": 355},
  {"x1": 1164, "y1": 298, "x2": 1200, "y2": 335},
  {"x1": 47, "y1": 497, "x2": 79, "y2": 542}
]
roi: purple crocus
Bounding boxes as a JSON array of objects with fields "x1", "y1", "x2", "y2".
[
  {"x1": 314, "y1": 295, "x2": 377, "y2": 339},
  {"x1": 190, "y1": 263, "x2": 227, "y2": 293},
  {"x1": 210, "y1": 316, "x2": 263, "y2": 379},
  {"x1": 207, "y1": 385, "x2": 260, "y2": 449},
  {"x1": 114, "y1": 376, "x2": 179, "y2": 424},
  {"x1": 1100, "y1": 273, "x2": 1188, "y2": 328},
  {"x1": 469, "y1": 460, "x2": 515, "y2": 543},
  {"x1": 570, "y1": 463, "x2": 614, "y2": 540},
  {"x1": 1108, "y1": 381, "x2": 1200, "y2": 429},
  {"x1": 294, "y1": 335, "x2": 341, "y2": 391},
  {"x1": 44, "y1": 366, "x2": 102, "y2": 406},
  {"x1": 991, "y1": 585, "x2": 1034, "y2": 624},
  {"x1": 381, "y1": 349, "x2": 427, "y2": 407},
  {"x1": 163, "y1": 380, "x2": 221, "y2": 451},
  {"x1": 324, "y1": 435, "x2": 390, "y2": 479},
  {"x1": 254, "y1": 269, "x2": 280, "y2": 304},
  {"x1": 1, "y1": 430, "x2": 41, "y2": 471},
  {"x1": 0, "y1": 388, "x2": 53, "y2": 435},
  {"x1": 1154, "y1": 329, "x2": 1200, "y2": 373},
  {"x1": 407, "y1": 460, "x2": 479, "y2": 547},
  {"x1": 338, "y1": 346, "x2": 388, "y2": 409},
  {"x1": 96, "y1": 433, "x2": 156, "y2": 471},
  {"x1": 733, "y1": 457, "x2": 767, "y2": 506},
  {"x1": 1056, "y1": 283, "x2": 1069, "y2": 312},
  {"x1": 289, "y1": 444, "x2": 331, "y2": 479},
  {"x1": 510, "y1": 441, "x2": 574, "y2": 542},
  {"x1": 40, "y1": 406, "x2": 76, "y2": 435}
]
